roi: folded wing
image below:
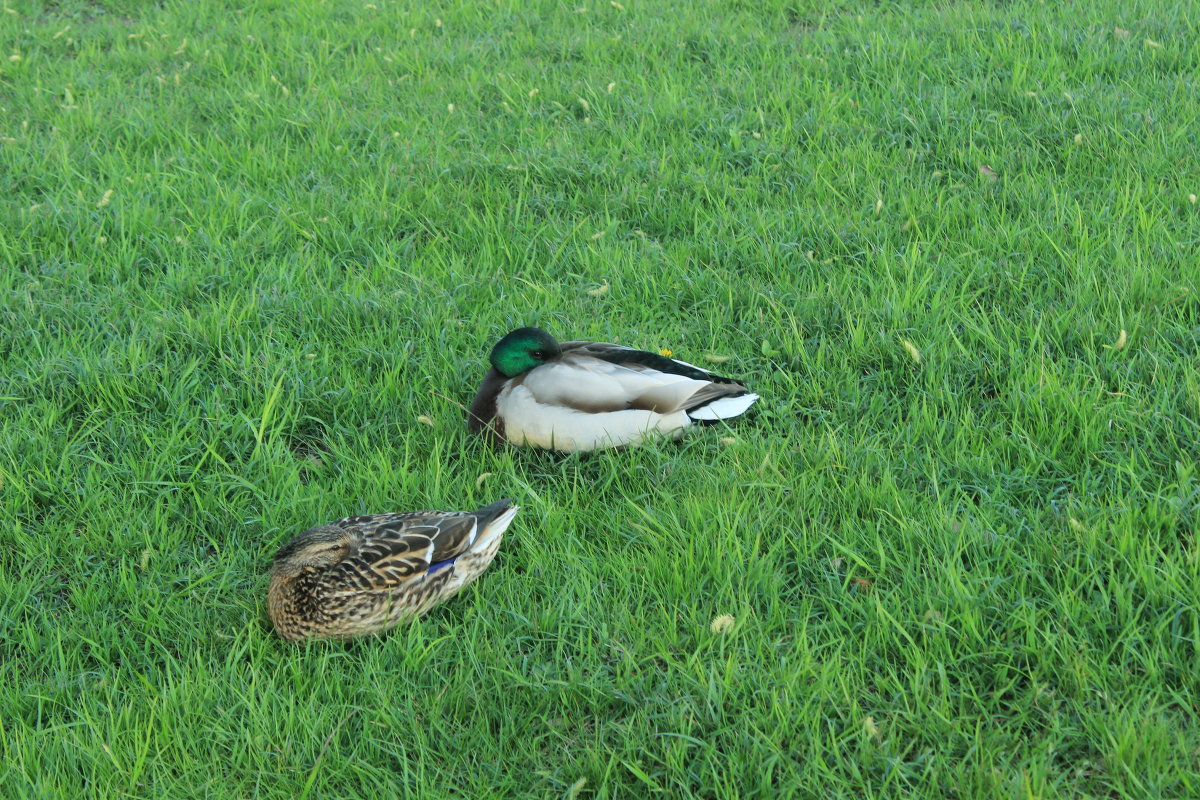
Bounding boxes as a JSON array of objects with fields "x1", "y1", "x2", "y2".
[
  {"x1": 523, "y1": 342, "x2": 754, "y2": 416},
  {"x1": 324, "y1": 512, "x2": 480, "y2": 593}
]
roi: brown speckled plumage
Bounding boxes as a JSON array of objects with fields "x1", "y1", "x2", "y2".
[{"x1": 267, "y1": 499, "x2": 519, "y2": 642}]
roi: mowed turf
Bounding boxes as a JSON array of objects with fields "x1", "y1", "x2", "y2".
[{"x1": 1, "y1": 0, "x2": 1198, "y2": 796}]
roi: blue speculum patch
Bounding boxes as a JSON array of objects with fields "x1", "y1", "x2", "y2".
[{"x1": 427, "y1": 557, "x2": 457, "y2": 575}]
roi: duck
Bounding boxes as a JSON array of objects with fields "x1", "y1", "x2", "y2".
[
  {"x1": 267, "y1": 498, "x2": 519, "y2": 642},
  {"x1": 468, "y1": 327, "x2": 759, "y2": 452}
]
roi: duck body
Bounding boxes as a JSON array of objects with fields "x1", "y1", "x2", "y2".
[
  {"x1": 267, "y1": 499, "x2": 518, "y2": 642},
  {"x1": 469, "y1": 328, "x2": 759, "y2": 453}
]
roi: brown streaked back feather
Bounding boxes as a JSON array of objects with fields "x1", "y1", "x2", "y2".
[
  {"x1": 323, "y1": 515, "x2": 475, "y2": 593},
  {"x1": 320, "y1": 499, "x2": 515, "y2": 593}
]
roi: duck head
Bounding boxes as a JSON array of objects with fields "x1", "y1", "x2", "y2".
[
  {"x1": 489, "y1": 327, "x2": 562, "y2": 378},
  {"x1": 270, "y1": 526, "x2": 352, "y2": 579}
]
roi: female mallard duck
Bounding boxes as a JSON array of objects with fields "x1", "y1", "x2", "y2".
[
  {"x1": 468, "y1": 327, "x2": 759, "y2": 452},
  {"x1": 267, "y1": 498, "x2": 518, "y2": 642}
]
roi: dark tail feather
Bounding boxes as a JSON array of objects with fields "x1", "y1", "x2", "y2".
[{"x1": 472, "y1": 498, "x2": 516, "y2": 527}]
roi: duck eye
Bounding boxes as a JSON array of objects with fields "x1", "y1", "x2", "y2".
[{"x1": 532, "y1": 350, "x2": 544, "y2": 358}]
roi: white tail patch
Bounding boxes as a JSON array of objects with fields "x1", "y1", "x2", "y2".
[
  {"x1": 687, "y1": 393, "x2": 759, "y2": 421},
  {"x1": 472, "y1": 506, "x2": 520, "y2": 551}
]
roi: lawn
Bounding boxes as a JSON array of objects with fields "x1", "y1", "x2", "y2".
[{"x1": 1, "y1": 0, "x2": 1198, "y2": 796}]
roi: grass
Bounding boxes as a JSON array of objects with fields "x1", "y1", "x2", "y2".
[{"x1": 1, "y1": 0, "x2": 1198, "y2": 796}]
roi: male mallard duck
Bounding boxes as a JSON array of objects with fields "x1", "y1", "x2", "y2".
[
  {"x1": 468, "y1": 327, "x2": 759, "y2": 452},
  {"x1": 267, "y1": 498, "x2": 518, "y2": 642}
]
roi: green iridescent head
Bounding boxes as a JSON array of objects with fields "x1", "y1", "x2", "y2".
[{"x1": 489, "y1": 327, "x2": 561, "y2": 378}]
